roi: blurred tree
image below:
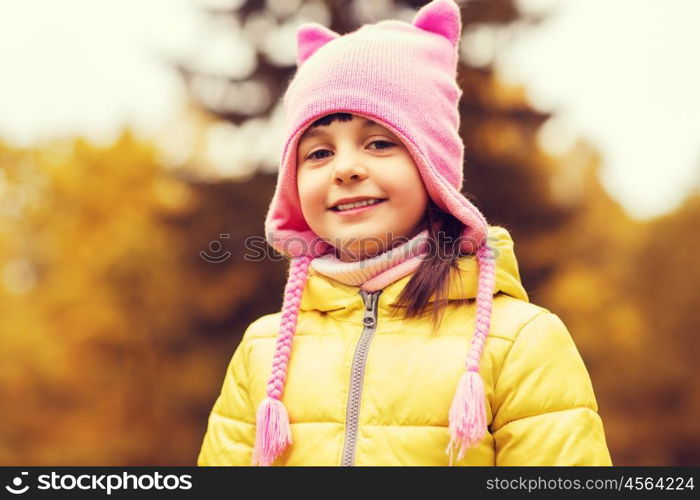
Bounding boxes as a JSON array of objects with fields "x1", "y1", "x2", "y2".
[
  {"x1": 0, "y1": 132, "x2": 286, "y2": 465},
  {"x1": 621, "y1": 191, "x2": 700, "y2": 464}
]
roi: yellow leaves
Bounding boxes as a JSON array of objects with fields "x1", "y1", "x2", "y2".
[
  {"x1": 605, "y1": 304, "x2": 644, "y2": 351},
  {"x1": 151, "y1": 176, "x2": 197, "y2": 215},
  {"x1": 0, "y1": 125, "x2": 286, "y2": 464},
  {"x1": 547, "y1": 264, "x2": 610, "y2": 314},
  {"x1": 472, "y1": 117, "x2": 529, "y2": 161}
]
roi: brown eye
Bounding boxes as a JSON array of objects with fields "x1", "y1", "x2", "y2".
[
  {"x1": 307, "y1": 149, "x2": 332, "y2": 161},
  {"x1": 368, "y1": 140, "x2": 395, "y2": 150}
]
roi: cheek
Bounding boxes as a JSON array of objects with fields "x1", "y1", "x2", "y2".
[
  {"x1": 383, "y1": 164, "x2": 429, "y2": 220},
  {"x1": 297, "y1": 170, "x2": 326, "y2": 215},
  {"x1": 384, "y1": 162, "x2": 425, "y2": 201}
]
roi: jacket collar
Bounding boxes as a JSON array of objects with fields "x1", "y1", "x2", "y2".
[{"x1": 299, "y1": 225, "x2": 528, "y2": 313}]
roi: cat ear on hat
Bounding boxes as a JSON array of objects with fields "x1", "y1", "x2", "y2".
[
  {"x1": 412, "y1": 0, "x2": 462, "y2": 47},
  {"x1": 296, "y1": 23, "x2": 340, "y2": 66}
]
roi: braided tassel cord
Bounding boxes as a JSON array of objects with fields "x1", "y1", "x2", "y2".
[
  {"x1": 446, "y1": 243, "x2": 496, "y2": 466},
  {"x1": 446, "y1": 370, "x2": 487, "y2": 466},
  {"x1": 252, "y1": 254, "x2": 312, "y2": 466},
  {"x1": 252, "y1": 396, "x2": 293, "y2": 466}
]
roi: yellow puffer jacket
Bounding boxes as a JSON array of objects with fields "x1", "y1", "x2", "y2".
[{"x1": 197, "y1": 225, "x2": 612, "y2": 466}]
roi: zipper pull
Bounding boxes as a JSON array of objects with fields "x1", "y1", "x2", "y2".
[
  {"x1": 359, "y1": 289, "x2": 381, "y2": 312},
  {"x1": 368, "y1": 291, "x2": 380, "y2": 312}
]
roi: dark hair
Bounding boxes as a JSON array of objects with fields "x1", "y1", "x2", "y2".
[
  {"x1": 308, "y1": 112, "x2": 354, "y2": 128},
  {"x1": 389, "y1": 200, "x2": 467, "y2": 333},
  {"x1": 306, "y1": 112, "x2": 469, "y2": 332}
]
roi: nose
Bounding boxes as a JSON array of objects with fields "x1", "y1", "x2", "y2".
[{"x1": 332, "y1": 153, "x2": 369, "y2": 185}]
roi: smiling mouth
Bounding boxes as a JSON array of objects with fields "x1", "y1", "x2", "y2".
[
  {"x1": 328, "y1": 199, "x2": 388, "y2": 220},
  {"x1": 329, "y1": 198, "x2": 387, "y2": 212}
]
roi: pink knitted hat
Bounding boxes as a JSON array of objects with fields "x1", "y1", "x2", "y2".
[{"x1": 255, "y1": 0, "x2": 496, "y2": 466}]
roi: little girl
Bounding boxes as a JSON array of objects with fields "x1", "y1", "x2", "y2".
[{"x1": 197, "y1": 0, "x2": 612, "y2": 466}]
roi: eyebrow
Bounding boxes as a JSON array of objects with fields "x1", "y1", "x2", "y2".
[{"x1": 300, "y1": 119, "x2": 383, "y2": 142}]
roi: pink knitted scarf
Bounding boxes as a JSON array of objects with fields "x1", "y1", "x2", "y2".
[{"x1": 309, "y1": 229, "x2": 431, "y2": 291}]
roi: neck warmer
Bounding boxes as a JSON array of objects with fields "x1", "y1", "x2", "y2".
[{"x1": 309, "y1": 229, "x2": 430, "y2": 292}]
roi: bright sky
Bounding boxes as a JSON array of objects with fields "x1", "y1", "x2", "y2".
[
  {"x1": 0, "y1": 0, "x2": 202, "y2": 144},
  {"x1": 503, "y1": 0, "x2": 700, "y2": 218},
  {"x1": 0, "y1": 0, "x2": 698, "y2": 219}
]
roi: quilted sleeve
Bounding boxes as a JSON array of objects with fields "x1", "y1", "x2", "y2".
[
  {"x1": 490, "y1": 312, "x2": 613, "y2": 466},
  {"x1": 197, "y1": 331, "x2": 256, "y2": 466}
]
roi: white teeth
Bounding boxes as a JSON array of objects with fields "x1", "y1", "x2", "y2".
[{"x1": 335, "y1": 198, "x2": 383, "y2": 211}]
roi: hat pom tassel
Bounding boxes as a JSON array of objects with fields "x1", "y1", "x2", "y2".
[
  {"x1": 252, "y1": 396, "x2": 293, "y2": 466},
  {"x1": 446, "y1": 369, "x2": 487, "y2": 466}
]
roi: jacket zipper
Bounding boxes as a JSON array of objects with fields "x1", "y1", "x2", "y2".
[{"x1": 340, "y1": 288, "x2": 382, "y2": 466}]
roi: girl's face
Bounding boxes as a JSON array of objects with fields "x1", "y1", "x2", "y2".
[{"x1": 296, "y1": 114, "x2": 429, "y2": 262}]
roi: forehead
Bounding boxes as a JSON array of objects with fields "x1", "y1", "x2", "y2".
[{"x1": 299, "y1": 118, "x2": 388, "y2": 142}]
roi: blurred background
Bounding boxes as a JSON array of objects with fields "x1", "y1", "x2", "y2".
[{"x1": 1, "y1": 0, "x2": 698, "y2": 466}]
